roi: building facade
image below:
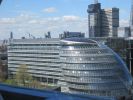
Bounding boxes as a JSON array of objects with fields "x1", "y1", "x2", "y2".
[
  {"x1": 130, "y1": 0, "x2": 133, "y2": 37},
  {"x1": 87, "y1": 1, "x2": 119, "y2": 37},
  {"x1": 90, "y1": 37, "x2": 133, "y2": 76},
  {"x1": 125, "y1": 37, "x2": 133, "y2": 75},
  {"x1": 60, "y1": 38, "x2": 132, "y2": 97},
  {"x1": 87, "y1": 2, "x2": 101, "y2": 37},
  {"x1": 101, "y1": 8, "x2": 119, "y2": 37},
  {"x1": 59, "y1": 31, "x2": 85, "y2": 39},
  {"x1": 8, "y1": 37, "x2": 133, "y2": 97},
  {"x1": 8, "y1": 38, "x2": 61, "y2": 84},
  {"x1": 118, "y1": 27, "x2": 130, "y2": 38}
]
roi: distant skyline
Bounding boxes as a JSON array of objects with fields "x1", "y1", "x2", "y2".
[{"x1": 0, "y1": 0, "x2": 131, "y2": 39}]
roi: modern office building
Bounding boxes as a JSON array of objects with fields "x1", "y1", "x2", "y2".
[
  {"x1": 8, "y1": 38, "x2": 61, "y2": 84},
  {"x1": 118, "y1": 27, "x2": 130, "y2": 38},
  {"x1": 59, "y1": 31, "x2": 85, "y2": 39},
  {"x1": 7, "y1": 37, "x2": 133, "y2": 97},
  {"x1": 90, "y1": 37, "x2": 133, "y2": 76},
  {"x1": 8, "y1": 32, "x2": 86, "y2": 85},
  {"x1": 117, "y1": 0, "x2": 133, "y2": 38},
  {"x1": 45, "y1": 32, "x2": 51, "y2": 39},
  {"x1": 60, "y1": 38, "x2": 132, "y2": 97},
  {"x1": 87, "y1": 0, "x2": 119, "y2": 37},
  {"x1": 87, "y1": 1, "x2": 101, "y2": 37},
  {"x1": 101, "y1": 8, "x2": 119, "y2": 37},
  {"x1": 130, "y1": 0, "x2": 133, "y2": 37}
]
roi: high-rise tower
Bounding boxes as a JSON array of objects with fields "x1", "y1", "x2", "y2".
[
  {"x1": 87, "y1": 0, "x2": 119, "y2": 37},
  {"x1": 130, "y1": 0, "x2": 133, "y2": 26},
  {"x1": 10, "y1": 32, "x2": 13, "y2": 39},
  {"x1": 130, "y1": 0, "x2": 133, "y2": 36},
  {"x1": 87, "y1": 0, "x2": 101, "y2": 37}
]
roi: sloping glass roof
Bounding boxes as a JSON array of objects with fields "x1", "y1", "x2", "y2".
[
  {"x1": 60, "y1": 37, "x2": 133, "y2": 97},
  {"x1": 61, "y1": 38, "x2": 98, "y2": 44}
]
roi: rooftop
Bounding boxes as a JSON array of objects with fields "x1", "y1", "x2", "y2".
[{"x1": 61, "y1": 38, "x2": 98, "y2": 45}]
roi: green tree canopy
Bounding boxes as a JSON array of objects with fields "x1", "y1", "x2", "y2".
[{"x1": 15, "y1": 64, "x2": 33, "y2": 86}]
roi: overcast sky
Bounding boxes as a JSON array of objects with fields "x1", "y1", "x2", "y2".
[{"x1": 0, "y1": 0, "x2": 131, "y2": 39}]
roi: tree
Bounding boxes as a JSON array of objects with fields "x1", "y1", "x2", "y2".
[
  {"x1": 2, "y1": 64, "x2": 44, "y2": 89},
  {"x1": 0, "y1": 60, "x2": 7, "y2": 82},
  {"x1": 14, "y1": 64, "x2": 43, "y2": 89},
  {"x1": 29, "y1": 80, "x2": 42, "y2": 89},
  {"x1": 15, "y1": 64, "x2": 33, "y2": 87},
  {"x1": 4, "y1": 79, "x2": 16, "y2": 85}
]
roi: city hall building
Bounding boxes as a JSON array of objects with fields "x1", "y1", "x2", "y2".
[
  {"x1": 8, "y1": 37, "x2": 132, "y2": 97},
  {"x1": 60, "y1": 38, "x2": 132, "y2": 97}
]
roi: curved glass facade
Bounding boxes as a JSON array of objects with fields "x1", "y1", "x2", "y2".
[{"x1": 60, "y1": 38, "x2": 132, "y2": 97}]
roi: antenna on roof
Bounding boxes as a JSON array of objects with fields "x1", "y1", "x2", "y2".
[
  {"x1": 27, "y1": 32, "x2": 35, "y2": 39},
  {"x1": 94, "y1": 0, "x2": 98, "y2": 4}
]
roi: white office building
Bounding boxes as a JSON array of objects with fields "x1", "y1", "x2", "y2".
[{"x1": 8, "y1": 38, "x2": 61, "y2": 84}]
